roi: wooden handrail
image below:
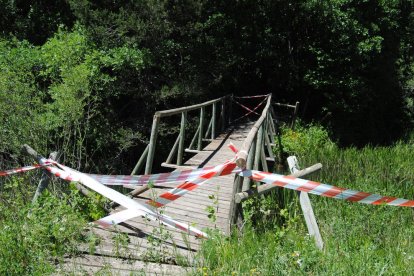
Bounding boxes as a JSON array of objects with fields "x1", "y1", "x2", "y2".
[
  {"x1": 155, "y1": 97, "x2": 225, "y2": 117},
  {"x1": 235, "y1": 94, "x2": 272, "y2": 168}
]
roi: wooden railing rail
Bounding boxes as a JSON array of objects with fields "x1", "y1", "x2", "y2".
[{"x1": 132, "y1": 96, "x2": 229, "y2": 176}]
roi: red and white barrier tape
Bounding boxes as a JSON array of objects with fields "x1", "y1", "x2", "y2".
[
  {"x1": 42, "y1": 159, "x2": 208, "y2": 238},
  {"x1": 234, "y1": 94, "x2": 268, "y2": 99},
  {"x1": 0, "y1": 162, "x2": 52, "y2": 176},
  {"x1": 4, "y1": 141, "x2": 414, "y2": 238},
  {"x1": 148, "y1": 161, "x2": 239, "y2": 208},
  {"x1": 232, "y1": 99, "x2": 260, "y2": 116},
  {"x1": 232, "y1": 95, "x2": 269, "y2": 122},
  {"x1": 240, "y1": 169, "x2": 414, "y2": 207}
]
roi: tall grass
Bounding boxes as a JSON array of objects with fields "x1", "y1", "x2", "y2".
[
  {"x1": 196, "y1": 124, "x2": 414, "y2": 275},
  {"x1": 0, "y1": 176, "x2": 89, "y2": 275}
]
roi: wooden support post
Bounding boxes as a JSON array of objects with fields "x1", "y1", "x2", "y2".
[
  {"x1": 229, "y1": 175, "x2": 244, "y2": 233},
  {"x1": 253, "y1": 126, "x2": 263, "y2": 170},
  {"x1": 204, "y1": 117, "x2": 213, "y2": 139},
  {"x1": 242, "y1": 139, "x2": 255, "y2": 191},
  {"x1": 287, "y1": 156, "x2": 324, "y2": 250},
  {"x1": 22, "y1": 144, "x2": 90, "y2": 197},
  {"x1": 228, "y1": 94, "x2": 233, "y2": 125},
  {"x1": 177, "y1": 111, "x2": 187, "y2": 166},
  {"x1": 212, "y1": 102, "x2": 217, "y2": 139},
  {"x1": 32, "y1": 151, "x2": 58, "y2": 203},
  {"x1": 260, "y1": 146, "x2": 269, "y2": 172},
  {"x1": 131, "y1": 144, "x2": 149, "y2": 175},
  {"x1": 166, "y1": 135, "x2": 180, "y2": 164},
  {"x1": 145, "y1": 114, "x2": 160, "y2": 174},
  {"x1": 197, "y1": 106, "x2": 205, "y2": 151},
  {"x1": 188, "y1": 125, "x2": 200, "y2": 150},
  {"x1": 221, "y1": 98, "x2": 225, "y2": 131},
  {"x1": 291, "y1": 101, "x2": 300, "y2": 130},
  {"x1": 264, "y1": 125, "x2": 275, "y2": 160}
]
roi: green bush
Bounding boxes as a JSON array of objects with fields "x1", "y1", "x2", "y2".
[
  {"x1": 0, "y1": 178, "x2": 87, "y2": 275},
  {"x1": 277, "y1": 122, "x2": 336, "y2": 158}
]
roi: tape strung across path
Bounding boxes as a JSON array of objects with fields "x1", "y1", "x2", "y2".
[
  {"x1": 0, "y1": 162, "x2": 52, "y2": 176},
  {"x1": 3, "y1": 143, "x2": 414, "y2": 239},
  {"x1": 239, "y1": 169, "x2": 414, "y2": 207},
  {"x1": 40, "y1": 159, "x2": 209, "y2": 238},
  {"x1": 231, "y1": 95, "x2": 269, "y2": 123}
]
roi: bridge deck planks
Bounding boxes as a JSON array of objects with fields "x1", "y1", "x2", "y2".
[{"x1": 62, "y1": 123, "x2": 251, "y2": 275}]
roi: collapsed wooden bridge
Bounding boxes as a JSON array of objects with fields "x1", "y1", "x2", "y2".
[{"x1": 58, "y1": 94, "x2": 316, "y2": 275}]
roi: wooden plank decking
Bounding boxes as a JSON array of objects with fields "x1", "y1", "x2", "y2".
[{"x1": 60, "y1": 123, "x2": 251, "y2": 275}]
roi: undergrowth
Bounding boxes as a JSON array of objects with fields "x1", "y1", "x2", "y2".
[
  {"x1": 196, "y1": 123, "x2": 414, "y2": 275},
  {"x1": 0, "y1": 176, "x2": 90, "y2": 275}
]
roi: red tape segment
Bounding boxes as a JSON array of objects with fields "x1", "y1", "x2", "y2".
[
  {"x1": 234, "y1": 94, "x2": 268, "y2": 99},
  {"x1": 0, "y1": 163, "x2": 52, "y2": 176},
  {"x1": 46, "y1": 160, "x2": 208, "y2": 238},
  {"x1": 232, "y1": 95, "x2": 269, "y2": 122}
]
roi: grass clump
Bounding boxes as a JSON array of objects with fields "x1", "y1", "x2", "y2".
[
  {"x1": 0, "y1": 177, "x2": 88, "y2": 275},
  {"x1": 197, "y1": 123, "x2": 414, "y2": 275}
]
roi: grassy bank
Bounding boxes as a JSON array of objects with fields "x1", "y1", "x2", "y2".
[
  {"x1": 197, "y1": 124, "x2": 414, "y2": 275},
  {"x1": 0, "y1": 176, "x2": 90, "y2": 275}
]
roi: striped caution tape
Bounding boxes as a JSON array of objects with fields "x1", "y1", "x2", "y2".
[
  {"x1": 147, "y1": 143, "x2": 240, "y2": 208},
  {"x1": 232, "y1": 99, "x2": 261, "y2": 116},
  {"x1": 43, "y1": 160, "x2": 208, "y2": 238},
  {"x1": 148, "y1": 160, "x2": 239, "y2": 208},
  {"x1": 88, "y1": 165, "x2": 225, "y2": 187},
  {"x1": 239, "y1": 169, "x2": 414, "y2": 207},
  {"x1": 232, "y1": 95, "x2": 269, "y2": 122},
  {"x1": 234, "y1": 94, "x2": 268, "y2": 99},
  {"x1": 0, "y1": 162, "x2": 52, "y2": 176}
]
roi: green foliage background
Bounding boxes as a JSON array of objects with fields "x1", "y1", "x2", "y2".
[{"x1": 1, "y1": 0, "x2": 414, "y2": 173}]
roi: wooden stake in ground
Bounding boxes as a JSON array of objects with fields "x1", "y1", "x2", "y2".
[{"x1": 287, "y1": 156, "x2": 324, "y2": 250}]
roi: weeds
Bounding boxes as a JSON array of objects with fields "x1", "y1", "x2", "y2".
[{"x1": 197, "y1": 123, "x2": 414, "y2": 275}]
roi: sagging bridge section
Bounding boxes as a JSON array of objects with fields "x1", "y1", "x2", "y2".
[{"x1": 62, "y1": 94, "x2": 318, "y2": 275}]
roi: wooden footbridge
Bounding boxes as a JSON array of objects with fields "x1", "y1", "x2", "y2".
[{"x1": 59, "y1": 94, "x2": 319, "y2": 275}]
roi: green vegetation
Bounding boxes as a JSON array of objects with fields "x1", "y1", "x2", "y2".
[
  {"x1": 1, "y1": 1, "x2": 414, "y2": 274},
  {"x1": 1, "y1": 1, "x2": 414, "y2": 175},
  {"x1": 0, "y1": 177, "x2": 88, "y2": 275},
  {"x1": 197, "y1": 124, "x2": 414, "y2": 275}
]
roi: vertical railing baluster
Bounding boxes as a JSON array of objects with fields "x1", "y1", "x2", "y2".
[
  {"x1": 177, "y1": 111, "x2": 187, "y2": 165},
  {"x1": 145, "y1": 114, "x2": 160, "y2": 174},
  {"x1": 198, "y1": 106, "x2": 205, "y2": 151},
  {"x1": 221, "y1": 97, "x2": 225, "y2": 132},
  {"x1": 212, "y1": 102, "x2": 217, "y2": 139},
  {"x1": 131, "y1": 144, "x2": 149, "y2": 175},
  {"x1": 253, "y1": 126, "x2": 263, "y2": 170}
]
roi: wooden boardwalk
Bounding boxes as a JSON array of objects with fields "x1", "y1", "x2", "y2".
[{"x1": 61, "y1": 123, "x2": 252, "y2": 275}]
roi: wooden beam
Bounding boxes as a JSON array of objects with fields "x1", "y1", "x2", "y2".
[
  {"x1": 32, "y1": 151, "x2": 58, "y2": 203},
  {"x1": 22, "y1": 144, "x2": 90, "y2": 197},
  {"x1": 287, "y1": 156, "x2": 323, "y2": 250}
]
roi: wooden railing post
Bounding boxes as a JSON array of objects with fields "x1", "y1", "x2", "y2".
[
  {"x1": 291, "y1": 101, "x2": 300, "y2": 130},
  {"x1": 131, "y1": 145, "x2": 149, "y2": 175},
  {"x1": 212, "y1": 102, "x2": 217, "y2": 139},
  {"x1": 145, "y1": 114, "x2": 160, "y2": 174},
  {"x1": 228, "y1": 94, "x2": 233, "y2": 125},
  {"x1": 242, "y1": 139, "x2": 255, "y2": 191},
  {"x1": 177, "y1": 111, "x2": 187, "y2": 165},
  {"x1": 229, "y1": 174, "x2": 244, "y2": 232},
  {"x1": 221, "y1": 97, "x2": 226, "y2": 131},
  {"x1": 253, "y1": 126, "x2": 264, "y2": 170},
  {"x1": 287, "y1": 156, "x2": 323, "y2": 250},
  {"x1": 32, "y1": 151, "x2": 58, "y2": 203},
  {"x1": 198, "y1": 106, "x2": 205, "y2": 151}
]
